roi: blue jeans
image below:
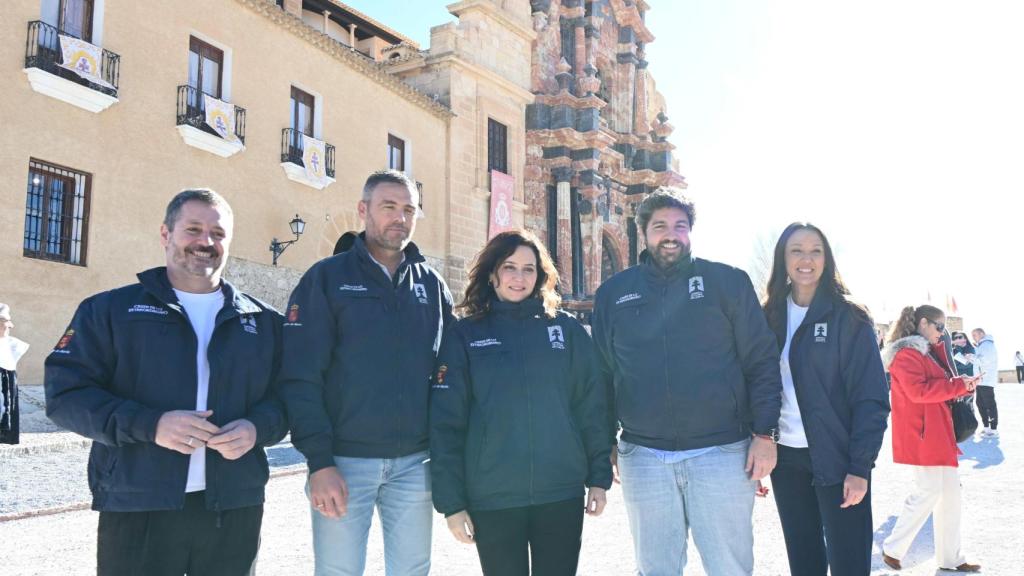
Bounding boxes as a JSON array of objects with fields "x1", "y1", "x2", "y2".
[
  {"x1": 618, "y1": 438, "x2": 756, "y2": 576},
  {"x1": 309, "y1": 451, "x2": 432, "y2": 576}
]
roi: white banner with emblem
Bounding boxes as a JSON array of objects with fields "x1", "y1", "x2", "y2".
[
  {"x1": 302, "y1": 134, "x2": 329, "y2": 185},
  {"x1": 203, "y1": 94, "x2": 239, "y2": 143},
  {"x1": 58, "y1": 35, "x2": 115, "y2": 89}
]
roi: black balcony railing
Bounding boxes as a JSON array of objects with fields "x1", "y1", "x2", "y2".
[
  {"x1": 24, "y1": 20, "x2": 120, "y2": 97},
  {"x1": 281, "y1": 128, "x2": 335, "y2": 178},
  {"x1": 176, "y1": 85, "x2": 247, "y2": 144}
]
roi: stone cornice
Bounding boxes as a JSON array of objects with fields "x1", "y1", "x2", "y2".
[
  {"x1": 447, "y1": 0, "x2": 538, "y2": 42},
  {"x1": 235, "y1": 0, "x2": 453, "y2": 119},
  {"x1": 425, "y1": 52, "x2": 536, "y2": 104},
  {"x1": 608, "y1": 0, "x2": 655, "y2": 43},
  {"x1": 533, "y1": 90, "x2": 606, "y2": 109}
]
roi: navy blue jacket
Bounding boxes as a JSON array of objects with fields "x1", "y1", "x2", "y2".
[
  {"x1": 279, "y1": 236, "x2": 454, "y2": 473},
  {"x1": 44, "y1": 268, "x2": 287, "y2": 512},
  {"x1": 592, "y1": 255, "x2": 782, "y2": 450},
  {"x1": 430, "y1": 299, "x2": 612, "y2": 515},
  {"x1": 765, "y1": 289, "x2": 890, "y2": 484}
]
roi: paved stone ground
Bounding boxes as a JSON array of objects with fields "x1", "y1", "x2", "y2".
[{"x1": 3, "y1": 385, "x2": 1019, "y2": 575}]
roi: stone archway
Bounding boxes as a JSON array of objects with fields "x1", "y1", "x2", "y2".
[{"x1": 601, "y1": 232, "x2": 621, "y2": 283}]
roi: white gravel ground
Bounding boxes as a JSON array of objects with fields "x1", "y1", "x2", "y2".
[{"x1": 2, "y1": 386, "x2": 1019, "y2": 575}]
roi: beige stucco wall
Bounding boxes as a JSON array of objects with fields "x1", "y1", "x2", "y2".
[{"x1": 1, "y1": 0, "x2": 450, "y2": 382}]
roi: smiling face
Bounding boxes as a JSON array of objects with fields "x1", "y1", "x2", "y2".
[
  {"x1": 644, "y1": 207, "x2": 692, "y2": 269},
  {"x1": 359, "y1": 182, "x2": 419, "y2": 254},
  {"x1": 784, "y1": 228, "x2": 826, "y2": 294},
  {"x1": 160, "y1": 200, "x2": 232, "y2": 293},
  {"x1": 491, "y1": 245, "x2": 538, "y2": 304}
]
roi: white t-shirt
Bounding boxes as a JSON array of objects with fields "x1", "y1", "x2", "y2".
[
  {"x1": 779, "y1": 296, "x2": 809, "y2": 448},
  {"x1": 174, "y1": 288, "x2": 224, "y2": 493}
]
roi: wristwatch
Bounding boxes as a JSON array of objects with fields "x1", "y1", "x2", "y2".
[{"x1": 753, "y1": 427, "x2": 779, "y2": 443}]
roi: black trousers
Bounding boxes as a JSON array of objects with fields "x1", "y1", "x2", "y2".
[
  {"x1": 976, "y1": 386, "x2": 998, "y2": 429},
  {"x1": 771, "y1": 446, "x2": 873, "y2": 576},
  {"x1": 1017, "y1": 366, "x2": 1024, "y2": 384},
  {"x1": 470, "y1": 497, "x2": 584, "y2": 576},
  {"x1": 0, "y1": 369, "x2": 18, "y2": 445},
  {"x1": 97, "y1": 491, "x2": 263, "y2": 576}
]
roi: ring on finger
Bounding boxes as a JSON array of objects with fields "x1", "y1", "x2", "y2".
[{"x1": 186, "y1": 437, "x2": 194, "y2": 447}]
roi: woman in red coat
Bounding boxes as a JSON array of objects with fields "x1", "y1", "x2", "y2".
[{"x1": 880, "y1": 305, "x2": 981, "y2": 572}]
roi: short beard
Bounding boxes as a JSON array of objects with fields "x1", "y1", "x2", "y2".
[{"x1": 650, "y1": 244, "x2": 690, "y2": 272}]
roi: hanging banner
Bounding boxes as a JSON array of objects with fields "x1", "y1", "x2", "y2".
[
  {"x1": 203, "y1": 94, "x2": 239, "y2": 142},
  {"x1": 488, "y1": 170, "x2": 515, "y2": 239},
  {"x1": 302, "y1": 134, "x2": 329, "y2": 185},
  {"x1": 58, "y1": 35, "x2": 115, "y2": 89}
]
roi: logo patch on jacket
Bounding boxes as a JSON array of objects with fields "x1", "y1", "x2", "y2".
[
  {"x1": 616, "y1": 292, "x2": 642, "y2": 305},
  {"x1": 547, "y1": 325, "x2": 566, "y2": 350},
  {"x1": 339, "y1": 284, "x2": 368, "y2": 292},
  {"x1": 433, "y1": 364, "x2": 448, "y2": 389},
  {"x1": 814, "y1": 323, "x2": 828, "y2": 343},
  {"x1": 56, "y1": 328, "x2": 75, "y2": 350},
  {"x1": 689, "y1": 276, "x2": 705, "y2": 300},
  {"x1": 413, "y1": 283, "x2": 428, "y2": 304},
  {"x1": 287, "y1": 304, "x2": 299, "y2": 323},
  {"x1": 240, "y1": 315, "x2": 258, "y2": 335},
  {"x1": 469, "y1": 338, "x2": 501, "y2": 348},
  {"x1": 128, "y1": 304, "x2": 168, "y2": 315}
]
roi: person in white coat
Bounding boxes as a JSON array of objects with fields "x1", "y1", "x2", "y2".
[
  {"x1": 971, "y1": 328, "x2": 999, "y2": 437},
  {"x1": 0, "y1": 303, "x2": 30, "y2": 445}
]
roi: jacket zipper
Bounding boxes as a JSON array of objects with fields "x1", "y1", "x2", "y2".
[
  {"x1": 660, "y1": 285, "x2": 675, "y2": 447},
  {"x1": 521, "y1": 317, "x2": 535, "y2": 503}
]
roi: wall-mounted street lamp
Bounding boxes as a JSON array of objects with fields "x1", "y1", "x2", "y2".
[{"x1": 269, "y1": 214, "x2": 306, "y2": 266}]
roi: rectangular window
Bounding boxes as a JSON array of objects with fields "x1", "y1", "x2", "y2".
[
  {"x1": 387, "y1": 134, "x2": 405, "y2": 172},
  {"x1": 59, "y1": 0, "x2": 94, "y2": 41},
  {"x1": 290, "y1": 86, "x2": 315, "y2": 137},
  {"x1": 487, "y1": 118, "x2": 508, "y2": 175},
  {"x1": 24, "y1": 159, "x2": 91, "y2": 266},
  {"x1": 188, "y1": 36, "x2": 224, "y2": 99}
]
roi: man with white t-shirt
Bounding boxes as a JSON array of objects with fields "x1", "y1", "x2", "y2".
[{"x1": 46, "y1": 189, "x2": 287, "y2": 576}]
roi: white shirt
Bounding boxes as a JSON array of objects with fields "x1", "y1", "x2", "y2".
[
  {"x1": 779, "y1": 296, "x2": 809, "y2": 448},
  {"x1": 174, "y1": 288, "x2": 224, "y2": 493}
]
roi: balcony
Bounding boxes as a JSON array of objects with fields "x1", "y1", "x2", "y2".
[
  {"x1": 280, "y1": 128, "x2": 336, "y2": 189},
  {"x1": 175, "y1": 85, "x2": 246, "y2": 158},
  {"x1": 22, "y1": 20, "x2": 120, "y2": 113}
]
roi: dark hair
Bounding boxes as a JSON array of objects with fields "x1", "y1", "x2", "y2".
[
  {"x1": 457, "y1": 230, "x2": 560, "y2": 319},
  {"x1": 333, "y1": 231, "x2": 358, "y2": 255},
  {"x1": 163, "y1": 189, "x2": 232, "y2": 230},
  {"x1": 362, "y1": 169, "x2": 418, "y2": 202},
  {"x1": 635, "y1": 187, "x2": 696, "y2": 234},
  {"x1": 888, "y1": 305, "x2": 944, "y2": 342},
  {"x1": 763, "y1": 222, "x2": 867, "y2": 328}
]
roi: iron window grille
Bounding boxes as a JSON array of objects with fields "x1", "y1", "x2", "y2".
[
  {"x1": 24, "y1": 20, "x2": 120, "y2": 97},
  {"x1": 487, "y1": 119, "x2": 508, "y2": 175},
  {"x1": 281, "y1": 128, "x2": 336, "y2": 178},
  {"x1": 24, "y1": 159, "x2": 91, "y2": 266},
  {"x1": 176, "y1": 85, "x2": 247, "y2": 143}
]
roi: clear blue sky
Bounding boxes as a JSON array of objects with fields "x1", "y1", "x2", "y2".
[{"x1": 347, "y1": 0, "x2": 1024, "y2": 369}]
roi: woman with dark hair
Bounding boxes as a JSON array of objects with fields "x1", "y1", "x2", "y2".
[
  {"x1": 881, "y1": 305, "x2": 981, "y2": 572},
  {"x1": 430, "y1": 230, "x2": 612, "y2": 575},
  {"x1": 762, "y1": 222, "x2": 890, "y2": 576},
  {"x1": 950, "y1": 331, "x2": 977, "y2": 378}
]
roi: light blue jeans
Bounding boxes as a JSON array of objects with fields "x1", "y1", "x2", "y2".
[
  {"x1": 309, "y1": 451, "x2": 432, "y2": 576},
  {"x1": 618, "y1": 438, "x2": 756, "y2": 576}
]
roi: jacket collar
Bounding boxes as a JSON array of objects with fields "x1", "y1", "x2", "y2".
[
  {"x1": 881, "y1": 334, "x2": 930, "y2": 370},
  {"x1": 638, "y1": 250, "x2": 695, "y2": 284},
  {"x1": 136, "y1": 267, "x2": 262, "y2": 317},
  {"x1": 490, "y1": 297, "x2": 545, "y2": 319},
  {"x1": 352, "y1": 232, "x2": 426, "y2": 285}
]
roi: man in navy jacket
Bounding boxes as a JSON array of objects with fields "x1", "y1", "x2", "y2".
[
  {"x1": 592, "y1": 188, "x2": 782, "y2": 576},
  {"x1": 45, "y1": 189, "x2": 287, "y2": 576},
  {"x1": 279, "y1": 170, "x2": 454, "y2": 575}
]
